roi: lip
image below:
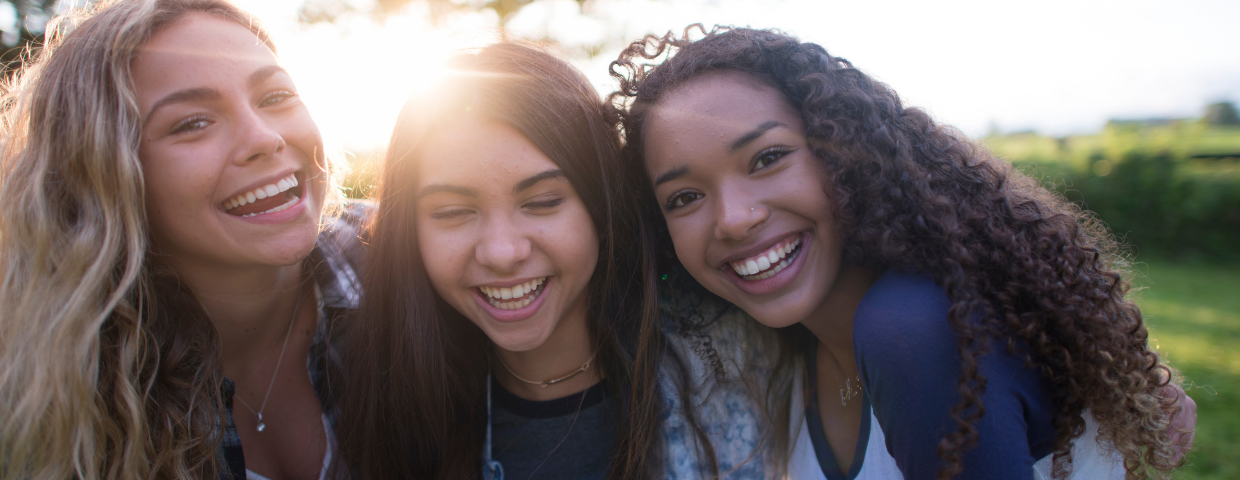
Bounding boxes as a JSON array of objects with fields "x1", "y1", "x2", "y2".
[
  {"x1": 221, "y1": 169, "x2": 301, "y2": 206},
  {"x1": 720, "y1": 232, "x2": 809, "y2": 296},
  {"x1": 472, "y1": 276, "x2": 553, "y2": 323},
  {"x1": 474, "y1": 277, "x2": 547, "y2": 289},
  {"x1": 717, "y1": 231, "x2": 805, "y2": 266},
  {"x1": 228, "y1": 193, "x2": 308, "y2": 225}
]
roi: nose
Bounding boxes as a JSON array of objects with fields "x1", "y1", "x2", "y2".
[
  {"x1": 475, "y1": 213, "x2": 532, "y2": 273},
  {"x1": 714, "y1": 182, "x2": 769, "y2": 241},
  {"x1": 232, "y1": 108, "x2": 285, "y2": 165}
]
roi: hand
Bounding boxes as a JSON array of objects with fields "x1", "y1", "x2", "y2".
[{"x1": 1162, "y1": 383, "x2": 1197, "y2": 464}]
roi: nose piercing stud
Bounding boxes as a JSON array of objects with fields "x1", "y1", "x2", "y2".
[{"x1": 751, "y1": 208, "x2": 754, "y2": 211}]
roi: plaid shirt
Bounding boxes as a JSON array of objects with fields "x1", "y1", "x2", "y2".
[{"x1": 217, "y1": 202, "x2": 370, "y2": 479}]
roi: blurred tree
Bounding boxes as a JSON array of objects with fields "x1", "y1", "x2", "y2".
[
  {"x1": 1, "y1": 0, "x2": 62, "y2": 77},
  {"x1": 1204, "y1": 101, "x2": 1239, "y2": 126},
  {"x1": 299, "y1": 0, "x2": 585, "y2": 28}
]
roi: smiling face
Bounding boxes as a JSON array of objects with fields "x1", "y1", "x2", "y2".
[
  {"x1": 132, "y1": 13, "x2": 325, "y2": 270},
  {"x1": 643, "y1": 71, "x2": 843, "y2": 328},
  {"x1": 414, "y1": 116, "x2": 599, "y2": 353}
]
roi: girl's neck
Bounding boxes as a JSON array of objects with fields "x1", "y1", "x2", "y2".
[
  {"x1": 161, "y1": 256, "x2": 309, "y2": 380},
  {"x1": 493, "y1": 298, "x2": 600, "y2": 402},
  {"x1": 800, "y1": 265, "x2": 882, "y2": 366}
]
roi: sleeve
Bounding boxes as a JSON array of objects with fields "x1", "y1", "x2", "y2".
[{"x1": 853, "y1": 272, "x2": 1056, "y2": 480}]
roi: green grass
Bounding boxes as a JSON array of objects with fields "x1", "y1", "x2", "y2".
[{"x1": 1131, "y1": 258, "x2": 1240, "y2": 479}]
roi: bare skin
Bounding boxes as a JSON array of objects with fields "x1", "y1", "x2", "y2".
[
  {"x1": 801, "y1": 266, "x2": 882, "y2": 471},
  {"x1": 132, "y1": 13, "x2": 328, "y2": 479},
  {"x1": 414, "y1": 117, "x2": 602, "y2": 402}
]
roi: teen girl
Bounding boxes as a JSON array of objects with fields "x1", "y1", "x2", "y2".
[
  {"x1": 609, "y1": 27, "x2": 1193, "y2": 479},
  {"x1": 334, "y1": 43, "x2": 767, "y2": 479},
  {"x1": 0, "y1": 1, "x2": 363, "y2": 478}
]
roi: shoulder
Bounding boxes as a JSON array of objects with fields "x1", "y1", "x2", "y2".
[
  {"x1": 318, "y1": 200, "x2": 374, "y2": 251},
  {"x1": 312, "y1": 200, "x2": 374, "y2": 311},
  {"x1": 852, "y1": 270, "x2": 955, "y2": 356},
  {"x1": 656, "y1": 272, "x2": 774, "y2": 478}
]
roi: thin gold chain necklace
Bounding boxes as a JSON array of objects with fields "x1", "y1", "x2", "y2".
[
  {"x1": 497, "y1": 350, "x2": 599, "y2": 388},
  {"x1": 819, "y1": 343, "x2": 863, "y2": 406}
]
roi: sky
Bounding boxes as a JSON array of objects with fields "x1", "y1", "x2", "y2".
[{"x1": 231, "y1": 0, "x2": 1240, "y2": 152}]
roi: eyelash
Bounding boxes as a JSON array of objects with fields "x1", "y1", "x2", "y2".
[
  {"x1": 260, "y1": 90, "x2": 297, "y2": 107},
  {"x1": 170, "y1": 115, "x2": 212, "y2": 134},
  {"x1": 430, "y1": 209, "x2": 471, "y2": 220},
  {"x1": 751, "y1": 146, "x2": 793, "y2": 171},
  {"x1": 525, "y1": 198, "x2": 563, "y2": 210},
  {"x1": 663, "y1": 190, "x2": 702, "y2": 211}
]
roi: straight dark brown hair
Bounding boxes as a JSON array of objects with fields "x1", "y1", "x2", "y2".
[{"x1": 333, "y1": 43, "x2": 679, "y2": 479}]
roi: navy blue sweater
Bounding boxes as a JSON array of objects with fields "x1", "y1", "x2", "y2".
[{"x1": 840, "y1": 271, "x2": 1056, "y2": 479}]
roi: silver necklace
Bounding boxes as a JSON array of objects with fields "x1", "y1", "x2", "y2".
[{"x1": 234, "y1": 283, "x2": 304, "y2": 432}]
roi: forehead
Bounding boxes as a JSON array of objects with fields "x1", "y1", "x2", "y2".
[
  {"x1": 644, "y1": 71, "x2": 801, "y2": 151},
  {"x1": 130, "y1": 13, "x2": 276, "y2": 106},
  {"x1": 416, "y1": 116, "x2": 559, "y2": 190},
  {"x1": 649, "y1": 70, "x2": 793, "y2": 129}
]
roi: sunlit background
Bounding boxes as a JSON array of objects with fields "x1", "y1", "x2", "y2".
[
  {"x1": 1, "y1": 1, "x2": 1238, "y2": 478},
  {"x1": 215, "y1": 0, "x2": 1240, "y2": 153}
]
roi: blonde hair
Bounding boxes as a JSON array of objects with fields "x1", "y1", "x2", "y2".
[{"x1": 0, "y1": 1, "x2": 283, "y2": 478}]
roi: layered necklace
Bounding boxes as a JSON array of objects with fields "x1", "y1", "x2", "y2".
[{"x1": 234, "y1": 283, "x2": 305, "y2": 432}]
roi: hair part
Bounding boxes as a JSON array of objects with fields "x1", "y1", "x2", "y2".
[
  {"x1": 610, "y1": 25, "x2": 1183, "y2": 479},
  {"x1": 0, "y1": 1, "x2": 279, "y2": 478}
]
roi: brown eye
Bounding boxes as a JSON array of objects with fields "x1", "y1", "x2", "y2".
[
  {"x1": 751, "y1": 147, "x2": 792, "y2": 172},
  {"x1": 664, "y1": 191, "x2": 703, "y2": 211}
]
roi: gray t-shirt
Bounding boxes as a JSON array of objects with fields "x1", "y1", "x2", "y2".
[{"x1": 490, "y1": 377, "x2": 617, "y2": 480}]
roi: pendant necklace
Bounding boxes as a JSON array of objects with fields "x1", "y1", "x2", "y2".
[
  {"x1": 820, "y1": 343, "x2": 863, "y2": 406},
  {"x1": 235, "y1": 283, "x2": 304, "y2": 432}
]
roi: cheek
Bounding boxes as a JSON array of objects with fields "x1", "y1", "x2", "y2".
[
  {"x1": 550, "y1": 207, "x2": 600, "y2": 280},
  {"x1": 140, "y1": 147, "x2": 216, "y2": 232},
  {"x1": 415, "y1": 223, "x2": 467, "y2": 294},
  {"x1": 665, "y1": 215, "x2": 711, "y2": 272}
]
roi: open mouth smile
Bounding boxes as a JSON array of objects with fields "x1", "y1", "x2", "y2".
[
  {"x1": 222, "y1": 173, "x2": 303, "y2": 217},
  {"x1": 476, "y1": 277, "x2": 548, "y2": 310},
  {"x1": 729, "y1": 236, "x2": 802, "y2": 281}
]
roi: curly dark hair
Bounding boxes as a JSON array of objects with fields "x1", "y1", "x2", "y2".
[{"x1": 608, "y1": 25, "x2": 1182, "y2": 479}]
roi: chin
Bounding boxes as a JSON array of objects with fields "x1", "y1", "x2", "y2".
[{"x1": 486, "y1": 327, "x2": 551, "y2": 353}]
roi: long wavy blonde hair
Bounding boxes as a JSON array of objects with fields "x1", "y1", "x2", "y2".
[{"x1": 0, "y1": 1, "x2": 280, "y2": 478}]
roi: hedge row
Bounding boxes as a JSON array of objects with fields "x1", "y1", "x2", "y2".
[{"x1": 1011, "y1": 151, "x2": 1240, "y2": 260}]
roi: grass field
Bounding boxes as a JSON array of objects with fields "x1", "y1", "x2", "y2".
[{"x1": 1132, "y1": 258, "x2": 1240, "y2": 479}]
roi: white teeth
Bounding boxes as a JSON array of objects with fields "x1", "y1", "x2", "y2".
[
  {"x1": 730, "y1": 238, "x2": 803, "y2": 279},
  {"x1": 479, "y1": 277, "x2": 548, "y2": 310},
  {"x1": 224, "y1": 174, "x2": 299, "y2": 211}
]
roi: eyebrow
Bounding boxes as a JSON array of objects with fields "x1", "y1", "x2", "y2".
[
  {"x1": 143, "y1": 65, "x2": 288, "y2": 124},
  {"x1": 728, "y1": 121, "x2": 785, "y2": 153},
  {"x1": 144, "y1": 87, "x2": 221, "y2": 123},
  {"x1": 248, "y1": 65, "x2": 287, "y2": 89},
  {"x1": 514, "y1": 169, "x2": 566, "y2": 193},
  {"x1": 417, "y1": 184, "x2": 478, "y2": 199},
  {"x1": 653, "y1": 166, "x2": 688, "y2": 187}
]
